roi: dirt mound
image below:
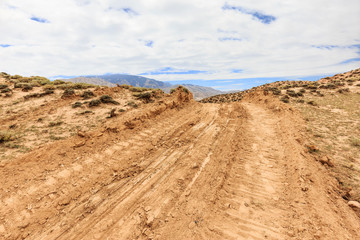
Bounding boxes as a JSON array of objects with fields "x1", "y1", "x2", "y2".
[{"x1": 1, "y1": 73, "x2": 359, "y2": 239}]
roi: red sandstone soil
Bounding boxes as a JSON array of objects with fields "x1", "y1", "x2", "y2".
[{"x1": 1, "y1": 90, "x2": 359, "y2": 240}]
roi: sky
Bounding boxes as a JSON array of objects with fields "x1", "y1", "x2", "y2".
[{"x1": 0, "y1": 0, "x2": 359, "y2": 90}]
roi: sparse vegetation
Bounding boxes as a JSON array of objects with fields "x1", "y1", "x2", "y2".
[
  {"x1": 72, "y1": 102, "x2": 83, "y2": 108},
  {"x1": 127, "y1": 101, "x2": 138, "y2": 108},
  {"x1": 89, "y1": 99, "x2": 101, "y2": 107},
  {"x1": 81, "y1": 90, "x2": 96, "y2": 99},
  {"x1": 99, "y1": 95, "x2": 119, "y2": 105},
  {"x1": 0, "y1": 131, "x2": 15, "y2": 143},
  {"x1": 61, "y1": 88, "x2": 75, "y2": 98},
  {"x1": 129, "y1": 87, "x2": 148, "y2": 92},
  {"x1": 134, "y1": 92, "x2": 152, "y2": 103},
  {"x1": 280, "y1": 95, "x2": 290, "y2": 103},
  {"x1": 24, "y1": 89, "x2": 54, "y2": 100},
  {"x1": 1, "y1": 88, "x2": 11, "y2": 93},
  {"x1": 48, "y1": 121, "x2": 63, "y2": 127}
]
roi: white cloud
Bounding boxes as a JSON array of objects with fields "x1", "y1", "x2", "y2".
[{"x1": 0, "y1": 0, "x2": 359, "y2": 82}]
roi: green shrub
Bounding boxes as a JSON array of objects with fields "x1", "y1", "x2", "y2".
[
  {"x1": 23, "y1": 89, "x2": 54, "y2": 100},
  {"x1": 182, "y1": 87, "x2": 189, "y2": 93},
  {"x1": 61, "y1": 88, "x2": 75, "y2": 98},
  {"x1": 127, "y1": 101, "x2": 138, "y2": 108},
  {"x1": 170, "y1": 88, "x2": 176, "y2": 94},
  {"x1": 72, "y1": 102, "x2": 83, "y2": 108},
  {"x1": 0, "y1": 131, "x2": 15, "y2": 143},
  {"x1": 81, "y1": 90, "x2": 96, "y2": 99},
  {"x1": 1, "y1": 88, "x2": 11, "y2": 93},
  {"x1": 129, "y1": 87, "x2": 148, "y2": 92},
  {"x1": 99, "y1": 95, "x2": 119, "y2": 105},
  {"x1": 48, "y1": 121, "x2": 63, "y2": 127},
  {"x1": 337, "y1": 88, "x2": 350, "y2": 94},
  {"x1": 306, "y1": 84, "x2": 318, "y2": 90},
  {"x1": 0, "y1": 84, "x2": 8, "y2": 89},
  {"x1": 11, "y1": 74, "x2": 23, "y2": 79},
  {"x1": 280, "y1": 96, "x2": 289, "y2": 103},
  {"x1": 134, "y1": 92, "x2": 152, "y2": 102},
  {"x1": 53, "y1": 80, "x2": 66, "y2": 85},
  {"x1": 14, "y1": 82, "x2": 29, "y2": 88},
  {"x1": 22, "y1": 84, "x2": 33, "y2": 92},
  {"x1": 43, "y1": 84, "x2": 56, "y2": 90},
  {"x1": 119, "y1": 84, "x2": 131, "y2": 89},
  {"x1": 56, "y1": 82, "x2": 95, "y2": 90},
  {"x1": 307, "y1": 101, "x2": 317, "y2": 106},
  {"x1": 89, "y1": 99, "x2": 101, "y2": 107},
  {"x1": 286, "y1": 89, "x2": 297, "y2": 97}
]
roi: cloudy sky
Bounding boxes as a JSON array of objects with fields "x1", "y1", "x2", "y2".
[{"x1": 1, "y1": 0, "x2": 359, "y2": 90}]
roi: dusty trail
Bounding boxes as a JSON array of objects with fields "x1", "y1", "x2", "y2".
[{"x1": 1, "y1": 92, "x2": 360, "y2": 239}]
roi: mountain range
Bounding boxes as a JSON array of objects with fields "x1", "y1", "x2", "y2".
[{"x1": 61, "y1": 74, "x2": 223, "y2": 100}]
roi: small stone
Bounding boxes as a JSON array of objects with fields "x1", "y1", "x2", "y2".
[
  {"x1": 188, "y1": 221, "x2": 196, "y2": 229},
  {"x1": 77, "y1": 131, "x2": 86, "y2": 137},
  {"x1": 301, "y1": 187, "x2": 309, "y2": 192},
  {"x1": 348, "y1": 201, "x2": 360, "y2": 209},
  {"x1": 319, "y1": 156, "x2": 334, "y2": 167},
  {"x1": 146, "y1": 214, "x2": 155, "y2": 226},
  {"x1": 145, "y1": 206, "x2": 151, "y2": 212},
  {"x1": 74, "y1": 141, "x2": 85, "y2": 148}
]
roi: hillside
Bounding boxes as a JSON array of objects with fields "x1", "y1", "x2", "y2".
[
  {"x1": 202, "y1": 68, "x2": 360, "y2": 209},
  {"x1": 62, "y1": 74, "x2": 223, "y2": 100},
  {"x1": 0, "y1": 71, "x2": 359, "y2": 239}
]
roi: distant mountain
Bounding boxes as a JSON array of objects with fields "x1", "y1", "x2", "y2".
[
  {"x1": 61, "y1": 74, "x2": 223, "y2": 100},
  {"x1": 68, "y1": 74, "x2": 172, "y2": 89},
  {"x1": 63, "y1": 77, "x2": 116, "y2": 87},
  {"x1": 162, "y1": 84, "x2": 223, "y2": 100}
]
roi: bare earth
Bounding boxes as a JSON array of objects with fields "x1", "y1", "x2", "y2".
[{"x1": 1, "y1": 88, "x2": 360, "y2": 239}]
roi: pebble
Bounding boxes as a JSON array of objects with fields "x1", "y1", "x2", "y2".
[
  {"x1": 348, "y1": 201, "x2": 360, "y2": 209},
  {"x1": 188, "y1": 221, "x2": 196, "y2": 229}
]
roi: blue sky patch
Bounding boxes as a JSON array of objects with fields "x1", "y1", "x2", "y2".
[
  {"x1": 165, "y1": 75, "x2": 329, "y2": 91},
  {"x1": 140, "y1": 68, "x2": 208, "y2": 75},
  {"x1": 219, "y1": 37, "x2": 242, "y2": 41},
  {"x1": 0, "y1": 44, "x2": 12, "y2": 48},
  {"x1": 339, "y1": 58, "x2": 360, "y2": 64},
  {"x1": 122, "y1": 8, "x2": 138, "y2": 15},
  {"x1": 30, "y1": 17, "x2": 49, "y2": 23},
  {"x1": 222, "y1": 4, "x2": 276, "y2": 24},
  {"x1": 145, "y1": 40, "x2": 154, "y2": 47}
]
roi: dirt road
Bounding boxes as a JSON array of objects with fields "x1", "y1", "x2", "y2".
[{"x1": 1, "y1": 92, "x2": 359, "y2": 239}]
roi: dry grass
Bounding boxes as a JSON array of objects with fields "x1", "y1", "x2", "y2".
[{"x1": 292, "y1": 91, "x2": 360, "y2": 202}]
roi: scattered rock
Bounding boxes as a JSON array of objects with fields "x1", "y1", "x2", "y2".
[
  {"x1": 146, "y1": 214, "x2": 155, "y2": 226},
  {"x1": 348, "y1": 201, "x2": 360, "y2": 209},
  {"x1": 318, "y1": 156, "x2": 334, "y2": 167},
  {"x1": 301, "y1": 186, "x2": 309, "y2": 192},
  {"x1": 307, "y1": 144, "x2": 319, "y2": 153},
  {"x1": 192, "y1": 163, "x2": 198, "y2": 169},
  {"x1": 74, "y1": 141, "x2": 86, "y2": 148},
  {"x1": 77, "y1": 131, "x2": 86, "y2": 138},
  {"x1": 188, "y1": 221, "x2": 196, "y2": 229}
]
